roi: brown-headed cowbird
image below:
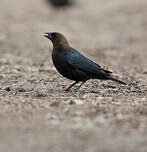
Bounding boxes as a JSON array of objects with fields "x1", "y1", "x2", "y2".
[{"x1": 44, "y1": 32, "x2": 126, "y2": 91}]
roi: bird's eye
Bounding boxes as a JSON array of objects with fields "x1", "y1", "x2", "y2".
[{"x1": 51, "y1": 33, "x2": 57, "y2": 38}]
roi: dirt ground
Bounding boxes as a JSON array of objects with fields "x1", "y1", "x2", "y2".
[{"x1": 0, "y1": 0, "x2": 147, "y2": 151}]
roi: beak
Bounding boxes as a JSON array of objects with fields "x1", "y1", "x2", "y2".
[{"x1": 43, "y1": 33, "x2": 52, "y2": 39}]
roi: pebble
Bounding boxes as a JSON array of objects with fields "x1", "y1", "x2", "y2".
[{"x1": 70, "y1": 99, "x2": 84, "y2": 105}]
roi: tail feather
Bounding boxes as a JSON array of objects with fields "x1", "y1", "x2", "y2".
[
  {"x1": 103, "y1": 69, "x2": 112, "y2": 74},
  {"x1": 108, "y1": 76, "x2": 126, "y2": 85}
]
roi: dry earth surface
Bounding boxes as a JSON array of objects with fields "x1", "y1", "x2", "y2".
[{"x1": 0, "y1": 0, "x2": 147, "y2": 152}]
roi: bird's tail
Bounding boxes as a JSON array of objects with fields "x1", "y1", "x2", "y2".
[{"x1": 108, "y1": 76, "x2": 127, "y2": 85}]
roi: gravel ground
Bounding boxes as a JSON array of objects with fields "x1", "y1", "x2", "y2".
[{"x1": 0, "y1": 0, "x2": 147, "y2": 152}]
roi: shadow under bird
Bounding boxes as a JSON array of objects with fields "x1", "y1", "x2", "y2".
[{"x1": 44, "y1": 32, "x2": 126, "y2": 91}]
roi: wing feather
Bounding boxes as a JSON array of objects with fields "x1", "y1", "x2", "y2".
[{"x1": 65, "y1": 48, "x2": 111, "y2": 77}]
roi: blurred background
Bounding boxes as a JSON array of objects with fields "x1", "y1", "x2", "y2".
[
  {"x1": 0, "y1": 0, "x2": 147, "y2": 152},
  {"x1": 1, "y1": 0, "x2": 147, "y2": 71}
]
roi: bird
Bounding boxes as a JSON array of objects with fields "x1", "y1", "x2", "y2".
[
  {"x1": 46, "y1": 0, "x2": 72, "y2": 7},
  {"x1": 44, "y1": 32, "x2": 126, "y2": 91}
]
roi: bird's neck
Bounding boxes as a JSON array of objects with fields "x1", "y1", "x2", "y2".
[{"x1": 52, "y1": 39, "x2": 70, "y2": 52}]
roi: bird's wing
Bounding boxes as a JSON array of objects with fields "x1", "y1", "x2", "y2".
[{"x1": 65, "y1": 48, "x2": 111, "y2": 76}]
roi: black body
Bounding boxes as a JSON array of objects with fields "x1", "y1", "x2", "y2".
[{"x1": 52, "y1": 48, "x2": 111, "y2": 81}]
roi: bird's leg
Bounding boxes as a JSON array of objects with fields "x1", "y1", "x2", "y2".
[
  {"x1": 75, "y1": 81, "x2": 86, "y2": 92},
  {"x1": 65, "y1": 81, "x2": 79, "y2": 91}
]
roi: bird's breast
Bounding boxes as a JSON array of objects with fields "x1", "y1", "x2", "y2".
[{"x1": 52, "y1": 52, "x2": 73, "y2": 78}]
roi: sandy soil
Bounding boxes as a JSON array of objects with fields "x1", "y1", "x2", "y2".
[{"x1": 0, "y1": 0, "x2": 147, "y2": 152}]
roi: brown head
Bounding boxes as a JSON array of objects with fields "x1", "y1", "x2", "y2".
[{"x1": 44, "y1": 32, "x2": 70, "y2": 52}]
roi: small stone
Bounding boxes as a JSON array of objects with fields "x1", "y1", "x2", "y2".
[
  {"x1": 70, "y1": 99, "x2": 84, "y2": 105},
  {"x1": 143, "y1": 70, "x2": 147, "y2": 74},
  {"x1": 4, "y1": 87, "x2": 11, "y2": 92},
  {"x1": 82, "y1": 93, "x2": 96, "y2": 99},
  {"x1": 96, "y1": 97, "x2": 104, "y2": 101},
  {"x1": 50, "y1": 102, "x2": 60, "y2": 107},
  {"x1": 94, "y1": 116, "x2": 106, "y2": 125}
]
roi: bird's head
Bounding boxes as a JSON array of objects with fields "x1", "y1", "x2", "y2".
[{"x1": 44, "y1": 32, "x2": 70, "y2": 51}]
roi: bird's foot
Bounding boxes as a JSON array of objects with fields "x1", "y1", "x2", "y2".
[
  {"x1": 64, "y1": 81, "x2": 79, "y2": 92},
  {"x1": 64, "y1": 88, "x2": 70, "y2": 92}
]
